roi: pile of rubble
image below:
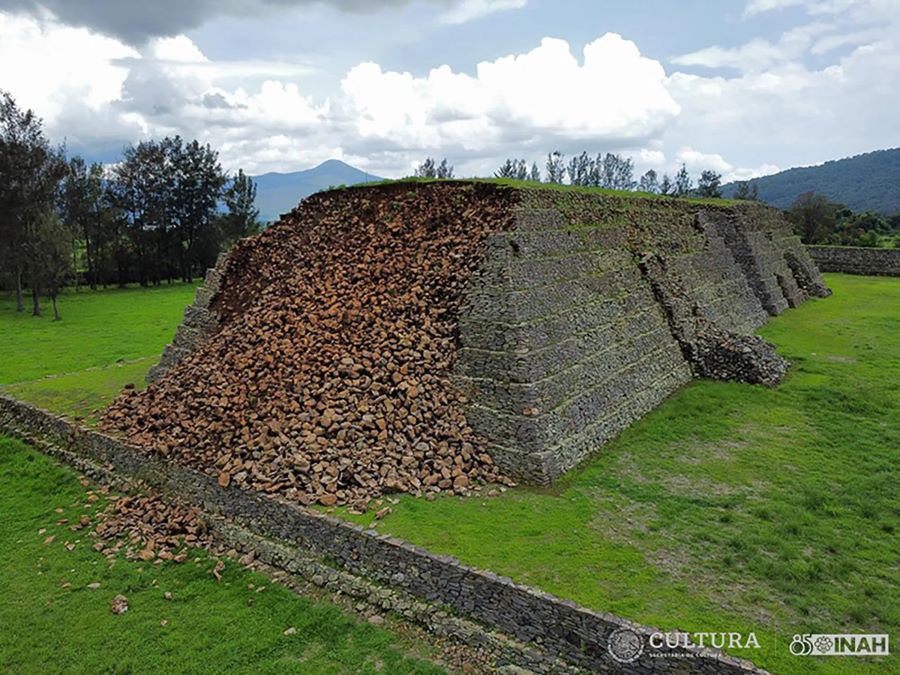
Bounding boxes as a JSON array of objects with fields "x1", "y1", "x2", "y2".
[
  {"x1": 103, "y1": 184, "x2": 515, "y2": 509},
  {"x1": 92, "y1": 493, "x2": 213, "y2": 562},
  {"x1": 691, "y1": 330, "x2": 789, "y2": 387}
]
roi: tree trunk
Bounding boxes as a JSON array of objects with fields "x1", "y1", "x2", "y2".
[
  {"x1": 15, "y1": 270, "x2": 25, "y2": 313},
  {"x1": 86, "y1": 236, "x2": 97, "y2": 291},
  {"x1": 31, "y1": 286, "x2": 41, "y2": 317},
  {"x1": 178, "y1": 240, "x2": 187, "y2": 284},
  {"x1": 51, "y1": 293, "x2": 60, "y2": 321},
  {"x1": 72, "y1": 236, "x2": 79, "y2": 292}
]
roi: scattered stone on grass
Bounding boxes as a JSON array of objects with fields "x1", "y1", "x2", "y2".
[
  {"x1": 110, "y1": 595, "x2": 129, "y2": 615},
  {"x1": 89, "y1": 493, "x2": 213, "y2": 563}
]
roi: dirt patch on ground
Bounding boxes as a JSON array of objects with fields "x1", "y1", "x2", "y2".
[{"x1": 822, "y1": 354, "x2": 857, "y2": 364}]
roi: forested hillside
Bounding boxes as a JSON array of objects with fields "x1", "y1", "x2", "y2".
[{"x1": 723, "y1": 148, "x2": 900, "y2": 215}]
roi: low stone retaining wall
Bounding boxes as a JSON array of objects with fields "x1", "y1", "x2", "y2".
[
  {"x1": 0, "y1": 395, "x2": 766, "y2": 675},
  {"x1": 806, "y1": 246, "x2": 900, "y2": 276}
]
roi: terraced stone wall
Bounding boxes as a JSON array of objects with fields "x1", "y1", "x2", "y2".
[{"x1": 453, "y1": 189, "x2": 828, "y2": 484}]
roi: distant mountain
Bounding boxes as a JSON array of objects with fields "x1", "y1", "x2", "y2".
[
  {"x1": 252, "y1": 159, "x2": 382, "y2": 222},
  {"x1": 723, "y1": 148, "x2": 900, "y2": 215}
]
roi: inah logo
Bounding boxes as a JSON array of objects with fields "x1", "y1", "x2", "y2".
[
  {"x1": 790, "y1": 634, "x2": 890, "y2": 657},
  {"x1": 608, "y1": 628, "x2": 644, "y2": 663}
]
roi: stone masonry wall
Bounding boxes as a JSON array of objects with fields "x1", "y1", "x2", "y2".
[
  {"x1": 146, "y1": 251, "x2": 230, "y2": 383},
  {"x1": 0, "y1": 395, "x2": 765, "y2": 675},
  {"x1": 807, "y1": 245, "x2": 900, "y2": 276},
  {"x1": 453, "y1": 204, "x2": 694, "y2": 485},
  {"x1": 453, "y1": 190, "x2": 829, "y2": 484}
]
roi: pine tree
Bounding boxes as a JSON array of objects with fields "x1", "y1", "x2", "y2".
[
  {"x1": 697, "y1": 170, "x2": 723, "y2": 198},
  {"x1": 659, "y1": 174, "x2": 674, "y2": 196},
  {"x1": 495, "y1": 159, "x2": 517, "y2": 179},
  {"x1": 414, "y1": 158, "x2": 437, "y2": 178},
  {"x1": 546, "y1": 152, "x2": 566, "y2": 184},
  {"x1": 734, "y1": 181, "x2": 760, "y2": 201},
  {"x1": 220, "y1": 169, "x2": 261, "y2": 245},
  {"x1": 0, "y1": 90, "x2": 67, "y2": 314},
  {"x1": 436, "y1": 158, "x2": 454, "y2": 179},
  {"x1": 61, "y1": 157, "x2": 108, "y2": 290},
  {"x1": 673, "y1": 164, "x2": 693, "y2": 197},
  {"x1": 514, "y1": 160, "x2": 526, "y2": 180},
  {"x1": 638, "y1": 169, "x2": 660, "y2": 194},
  {"x1": 31, "y1": 211, "x2": 73, "y2": 320}
]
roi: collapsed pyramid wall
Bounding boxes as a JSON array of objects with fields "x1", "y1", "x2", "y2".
[
  {"x1": 111, "y1": 184, "x2": 517, "y2": 507},
  {"x1": 134, "y1": 183, "x2": 828, "y2": 494}
]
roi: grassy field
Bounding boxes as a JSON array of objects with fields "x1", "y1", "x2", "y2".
[
  {"x1": 0, "y1": 435, "x2": 440, "y2": 674},
  {"x1": 0, "y1": 284, "x2": 197, "y2": 422},
  {"x1": 1, "y1": 276, "x2": 897, "y2": 674},
  {"x1": 338, "y1": 274, "x2": 899, "y2": 674}
]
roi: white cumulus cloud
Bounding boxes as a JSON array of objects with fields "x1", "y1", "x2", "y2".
[
  {"x1": 342, "y1": 34, "x2": 680, "y2": 156},
  {"x1": 673, "y1": 147, "x2": 780, "y2": 182},
  {"x1": 665, "y1": 0, "x2": 900, "y2": 178},
  {"x1": 0, "y1": 13, "x2": 137, "y2": 127}
]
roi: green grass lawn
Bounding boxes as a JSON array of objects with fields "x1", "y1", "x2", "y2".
[
  {"x1": 337, "y1": 274, "x2": 899, "y2": 674},
  {"x1": 0, "y1": 284, "x2": 197, "y2": 421},
  {"x1": 0, "y1": 435, "x2": 442, "y2": 674},
  {"x1": 2, "y1": 276, "x2": 897, "y2": 674}
]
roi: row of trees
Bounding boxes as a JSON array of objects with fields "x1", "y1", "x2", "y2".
[
  {"x1": 414, "y1": 154, "x2": 898, "y2": 248},
  {"x1": 529, "y1": 151, "x2": 726, "y2": 198},
  {"x1": 414, "y1": 157, "x2": 455, "y2": 179},
  {"x1": 0, "y1": 91, "x2": 260, "y2": 319},
  {"x1": 787, "y1": 191, "x2": 900, "y2": 248},
  {"x1": 417, "y1": 152, "x2": 731, "y2": 199}
]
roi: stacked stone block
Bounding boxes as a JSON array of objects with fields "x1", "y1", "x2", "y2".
[
  {"x1": 452, "y1": 205, "x2": 693, "y2": 484},
  {"x1": 146, "y1": 252, "x2": 229, "y2": 383},
  {"x1": 707, "y1": 206, "x2": 828, "y2": 313}
]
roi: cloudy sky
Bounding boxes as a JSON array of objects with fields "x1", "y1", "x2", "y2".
[{"x1": 1, "y1": 0, "x2": 897, "y2": 180}]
